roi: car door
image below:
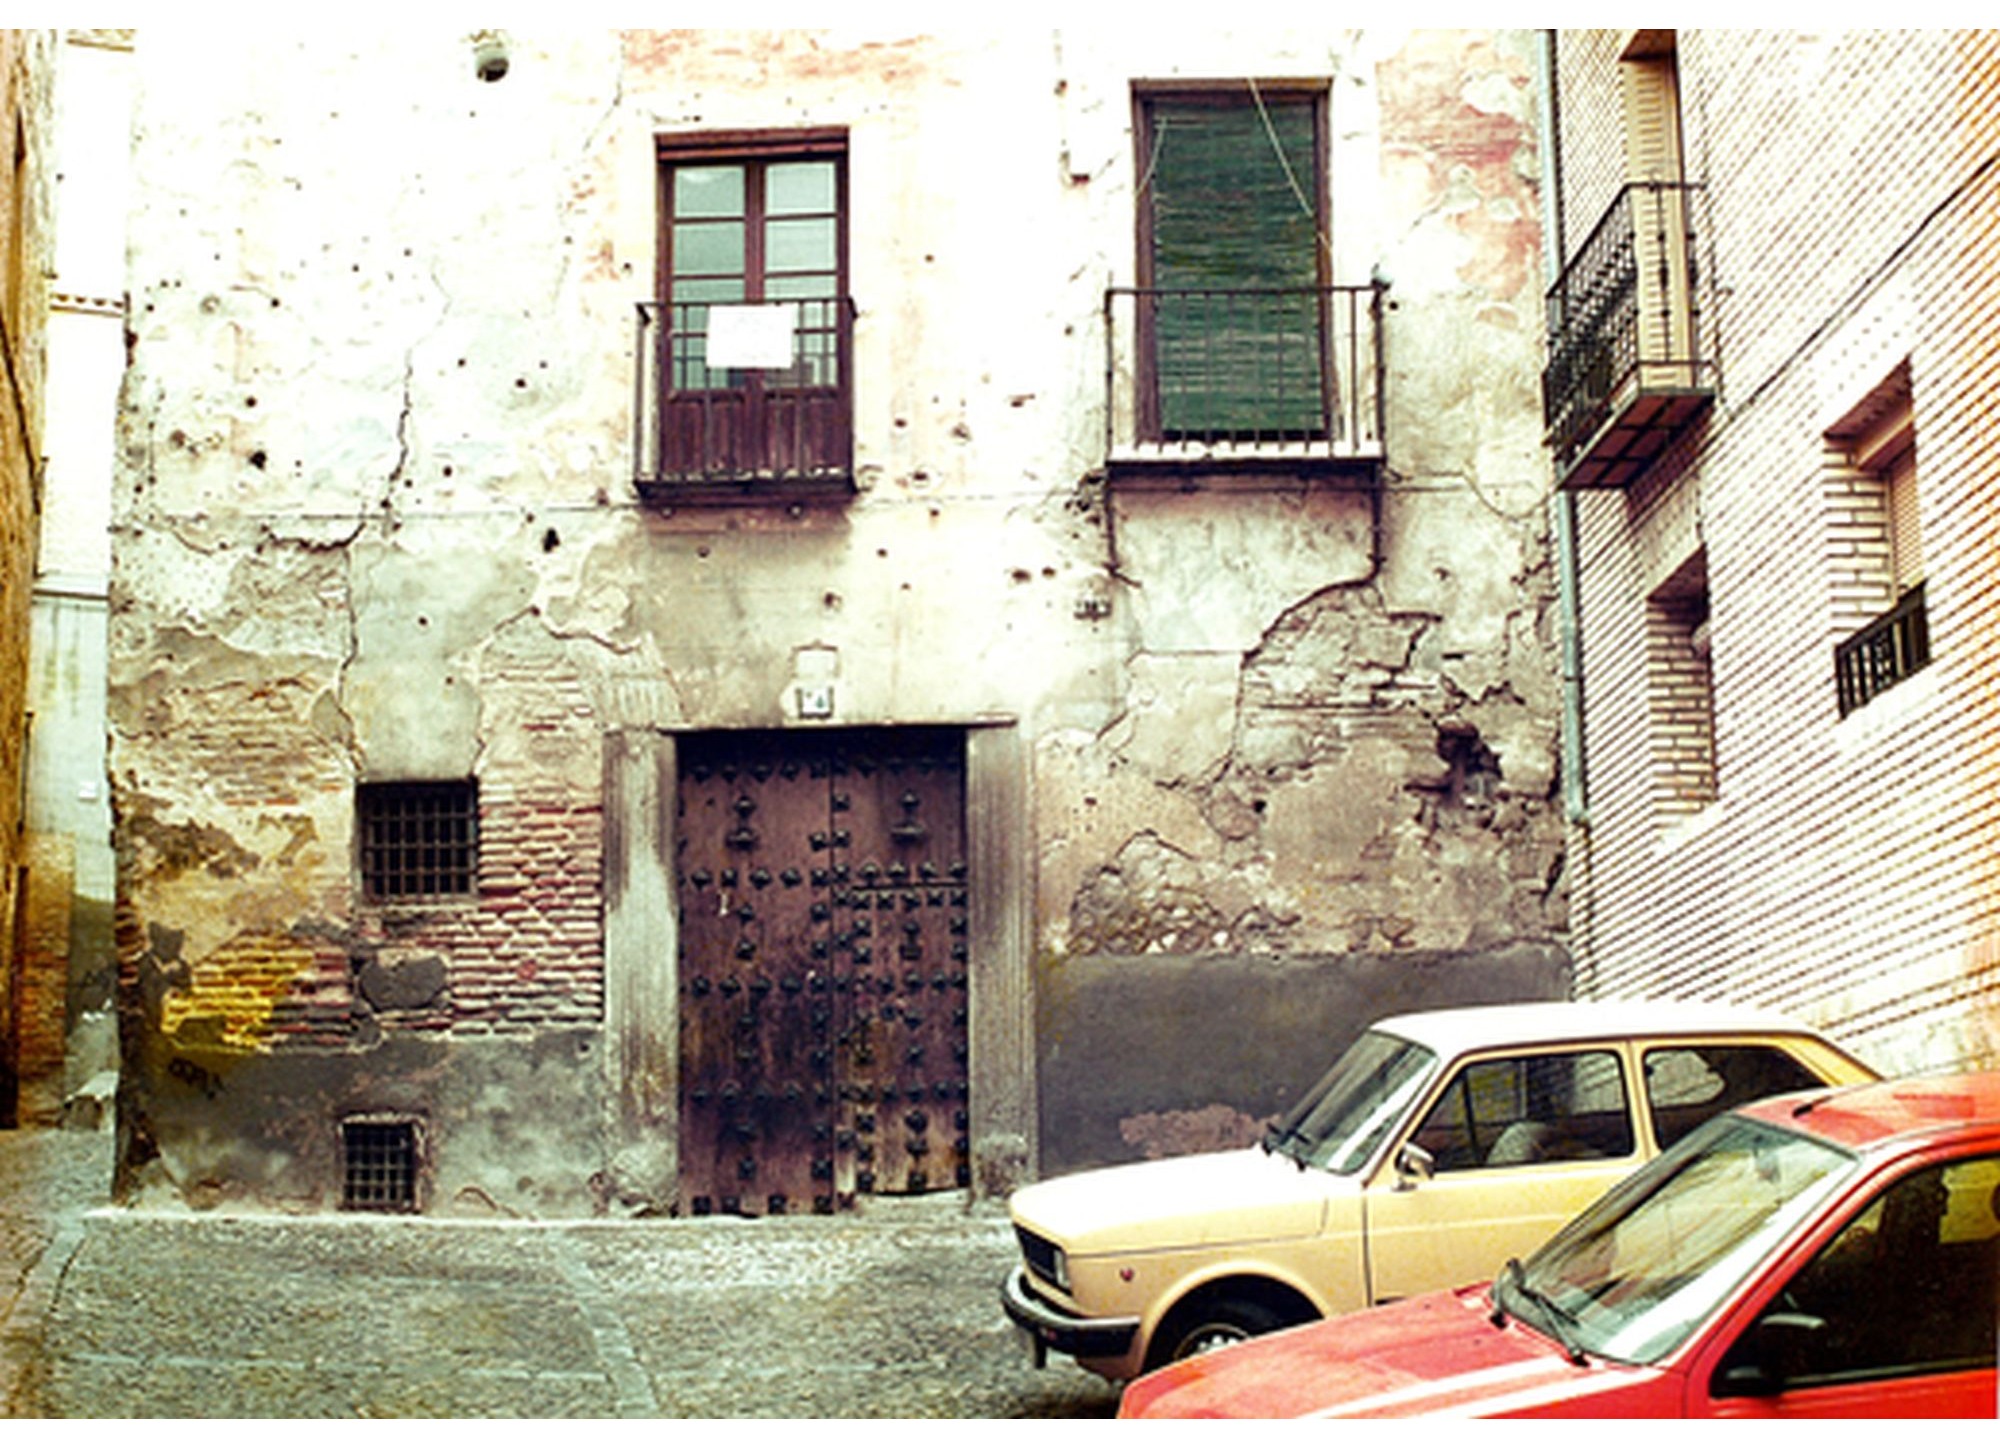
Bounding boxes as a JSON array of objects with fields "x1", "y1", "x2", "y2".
[
  {"x1": 1363, "y1": 1046, "x2": 1641, "y2": 1305},
  {"x1": 1696, "y1": 1151, "x2": 2000, "y2": 1417}
]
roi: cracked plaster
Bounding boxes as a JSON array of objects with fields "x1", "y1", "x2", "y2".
[{"x1": 109, "y1": 28, "x2": 1569, "y2": 1208}]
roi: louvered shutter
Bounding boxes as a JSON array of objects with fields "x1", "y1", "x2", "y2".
[{"x1": 1142, "y1": 93, "x2": 1323, "y2": 437}]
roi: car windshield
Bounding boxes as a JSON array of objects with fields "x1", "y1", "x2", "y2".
[
  {"x1": 1265, "y1": 1031, "x2": 1437, "y2": 1175},
  {"x1": 1501, "y1": 1112, "x2": 1858, "y2": 1365}
]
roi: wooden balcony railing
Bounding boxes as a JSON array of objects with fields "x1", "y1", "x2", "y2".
[{"x1": 634, "y1": 297, "x2": 855, "y2": 501}]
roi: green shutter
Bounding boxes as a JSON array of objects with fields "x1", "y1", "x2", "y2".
[{"x1": 1146, "y1": 95, "x2": 1324, "y2": 437}]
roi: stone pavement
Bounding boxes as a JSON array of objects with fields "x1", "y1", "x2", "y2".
[{"x1": 0, "y1": 1125, "x2": 1120, "y2": 1418}]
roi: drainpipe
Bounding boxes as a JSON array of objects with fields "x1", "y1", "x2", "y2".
[{"x1": 1539, "y1": 29, "x2": 1595, "y2": 993}]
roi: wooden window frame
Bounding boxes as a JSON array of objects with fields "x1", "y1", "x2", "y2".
[
  {"x1": 654, "y1": 127, "x2": 850, "y2": 317},
  {"x1": 641, "y1": 128, "x2": 856, "y2": 498}
]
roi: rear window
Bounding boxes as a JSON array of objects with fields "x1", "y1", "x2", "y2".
[{"x1": 1644, "y1": 1044, "x2": 1825, "y2": 1149}]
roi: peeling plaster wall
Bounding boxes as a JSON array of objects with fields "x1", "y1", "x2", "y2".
[{"x1": 111, "y1": 29, "x2": 1565, "y2": 1213}]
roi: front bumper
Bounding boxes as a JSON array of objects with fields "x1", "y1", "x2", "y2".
[{"x1": 1000, "y1": 1266, "x2": 1141, "y2": 1366}]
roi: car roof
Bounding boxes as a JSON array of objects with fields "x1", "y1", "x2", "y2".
[
  {"x1": 1369, "y1": 998, "x2": 1840, "y2": 1057},
  {"x1": 1738, "y1": 1070, "x2": 2000, "y2": 1152}
]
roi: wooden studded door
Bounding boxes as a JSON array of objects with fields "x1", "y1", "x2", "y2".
[{"x1": 676, "y1": 729, "x2": 969, "y2": 1216}]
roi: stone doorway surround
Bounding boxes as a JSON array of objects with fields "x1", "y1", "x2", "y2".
[{"x1": 600, "y1": 723, "x2": 1033, "y2": 1214}]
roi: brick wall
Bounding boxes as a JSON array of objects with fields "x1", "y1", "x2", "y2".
[
  {"x1": 135, "y1": 622, "x2": 607, "y2": 1052},
  {"x1": 1558, "y1": 29, "x2": 2000, "y2": 1073}
]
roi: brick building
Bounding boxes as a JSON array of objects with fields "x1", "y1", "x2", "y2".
[
  {"x1": 1544, "y1": 30, "x2": 2000, "y2": 1073},
  {"x1": 108, "y1": 30, "x2": 1567, "y2": 1217},
  {"x1": 0, "y1": 30, "x2": 53, "y2": 1129}
]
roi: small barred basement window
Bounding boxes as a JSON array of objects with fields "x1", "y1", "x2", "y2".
[
  {"x1": 357, "y1": 780, "x2": 478, "y2": 901},
  {"x1": 342, "y1": 1119, "x2": 418, "y2": 1212}
]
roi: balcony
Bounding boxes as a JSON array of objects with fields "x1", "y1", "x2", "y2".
[
  {"x1": 1835, "y1": 583, "x2": 1930, "y2": 717},
  {"x1": 634, "y1": 297, "x2": 856, "y2": 504},
  {"x1": 1544, "y1": 183, "x2": 1715, "y2": 491},
  {"x1": 1104, "y1": 283, "x2": 1385, "y2": 480}
]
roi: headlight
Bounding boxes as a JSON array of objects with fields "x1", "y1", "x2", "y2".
[{"x1": 1015, "y1": 1225, "x2": 1070, "y2": 1292}]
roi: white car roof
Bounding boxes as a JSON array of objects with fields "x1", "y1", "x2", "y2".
[{"x1": 1369, "y1": 998, "x2": 1836, "y2": 1058}]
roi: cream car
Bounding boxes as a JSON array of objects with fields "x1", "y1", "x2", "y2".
[{"x1": 1001, "y1": 1000, "x2": 1877, "y2": 1382}]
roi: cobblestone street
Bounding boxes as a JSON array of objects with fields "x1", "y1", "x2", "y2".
[{"x1": 0, "y1": 1127, "x2": 1118, "y2": 1419}]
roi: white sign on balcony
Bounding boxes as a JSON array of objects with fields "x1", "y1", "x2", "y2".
[{"x1": 706, "y1": 303, "x2": 797, "y2": 370}]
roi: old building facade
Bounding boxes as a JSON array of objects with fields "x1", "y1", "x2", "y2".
[
  {"x1": 110, "y1": 30, "x2": 1566, "y2": 1216},
  {"x1": 0, "y1": 30, "x2": 54, "y2": 1129},
  {"x1": 1545, "y1": 30, "x2": 2000, "y2": 1074}
]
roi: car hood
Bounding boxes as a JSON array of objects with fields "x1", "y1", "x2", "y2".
[
  {"x1": 1120, "y1": 1284, "x2": 1665, "y2": 1418},
  {"x1": 1009, "y1": 1147, "x2": 1346, "y2": 1255}
]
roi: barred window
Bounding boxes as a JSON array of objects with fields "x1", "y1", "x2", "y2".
[
  {"x1": 357, "y1": 780, "x2": 477, "y2": 901},
  {"x1": 342, "y1": 1119, "x2": 418, "y2": 1212}
]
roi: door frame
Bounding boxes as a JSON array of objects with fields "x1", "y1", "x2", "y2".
[{"x1": 601, "y1": 722, "x2": 1035, "y2": 1211}]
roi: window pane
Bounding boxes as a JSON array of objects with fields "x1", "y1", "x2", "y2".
[
  {"x1": 767, "y1": 215, "x2": 835, "y2": 275},
  {"x1": 765, "y1": 272, "x2": 836, "y2": 301},
  {"x1": 674, "y1": 165, "x2": 745, "y2": 219},
  {"x1": 673, "y1": 276, "x2": 746, "y2": 304},
  {"x1": 1413, "y1": 1051, "x2": 1633, "y2": 1172},
  {"x1": 673, "y1": 219, "x2": 744, "y2": 278},
  {"x1": 358, "y1": 781, "x2": 477, "y2": 900},
  {"x1": 1740, "y1": 1155, "x2": 2000, "y2": 1387},
  {"x1": 1644, "y1": 1045, "x2": 1825, "y2": 1149},
  {"x1": 767, "y1": 160, "x2": 835, "y2": 214}
]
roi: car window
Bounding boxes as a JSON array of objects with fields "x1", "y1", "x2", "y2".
[
  {"x1": 1273, "y1": 1031, "x2": 1438, "y2": 1175},
  {"x1": 1716, "y1": 1153, "x2": 2000, "y2": 1393},
  {"x1": 1645, "y1": 1045, "x2": 1826, "y2": 1149},
  {"x1": 1408, "y1": 1050, "x2": 1633, "y2": 1172}
]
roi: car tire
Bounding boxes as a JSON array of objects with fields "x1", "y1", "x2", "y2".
[{"x1": 1157, "y1": 1297, "x2": 1293, "y2": 1364}]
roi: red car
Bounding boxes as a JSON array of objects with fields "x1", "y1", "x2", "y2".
[{"x1": 1121, "y1": 1071, "x2": 2000, "y2": 1419}]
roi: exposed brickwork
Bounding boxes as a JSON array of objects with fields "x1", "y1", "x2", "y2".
[
  {"x1": 110, "y1": 30, "x2": 1563, "y2": 1212},
  {"x1": 16, "y1": 835, "x2": 71, "y2": 1079},
  {"x1": 1556, "y1": 30, "x2": 2000, "y2": 1073},
  {"x1": 135, "y1": 615, "x2": 608, "y2": 1052}
]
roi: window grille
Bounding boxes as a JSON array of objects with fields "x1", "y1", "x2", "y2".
[
  {"x1": 1836, "y1": 582, "x2": 1930, "y2": 717},
  {"x1": 1827, "y1": 367, "x2": 1926, "y2": 716},
  {"x1": 358, "y1": 780, "x2": 477, "y2": 901},
  {"x1": 342, "y1": 1119, "x2": 417, "y2": 1212}
]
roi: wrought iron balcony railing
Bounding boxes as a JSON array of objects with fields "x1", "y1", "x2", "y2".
[
  {"x1": 634, "y1": 297, "x2": 856, "y2": 500},
  {"x1": 1105, "y1": 283, "x2": 1385, "y2": 471},
  {"x1": 1543, "y1": 182, "x2": 1715, "y2": 490},
  {"x1": 1835, "y1": 583, "x2": 1930, "y2": 717}
]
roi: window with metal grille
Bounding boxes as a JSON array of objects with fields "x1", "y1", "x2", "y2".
[
  {"x1": 1828, "y1": 367, "x2": 1928, "y2": 716},
  {"x1": 342, "y1": 1119, "x2": 417, "y2": 1212},
  {"x1": 357, "y1": 780, "x2": 478, "y2": 901}
]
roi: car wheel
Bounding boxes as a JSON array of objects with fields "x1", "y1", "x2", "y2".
[{"x1": 1160, "y1": 1298, "x2": 1291, "y2": 1363}]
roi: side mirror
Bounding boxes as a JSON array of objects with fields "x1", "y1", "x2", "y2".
[
  {"x1": 1717, "y1": 1311, "x2": 1825, "y2": 1397},
  {"x1": 1394, "y1": 1141, "x2": 1435, "y2": 1191}
]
